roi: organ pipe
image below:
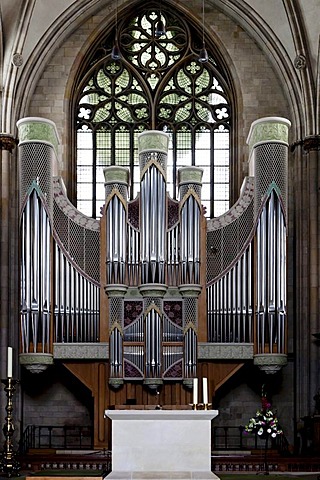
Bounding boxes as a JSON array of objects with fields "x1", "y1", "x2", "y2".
[
  {"x1": 178, "y1": 168, "x2": 203, "y2": 285},
  {"x1": 256, "y1": 191, "x2": 286, "y2": 354},
  {"x1": 207, "y1": 244, "x2": 253, "y2": 343},
  {"x1": 104, "y1": 166, "x2": 129, "y2": 285},
  {"x1": 53, "y1": 244, "x2": 100, "y2": 343},
  {"x1": 20, "y1": 190, "x2": 52, "y2": 353},
  {"x1": 140, "y1": 161, "x2": 166, "y2": 284}
]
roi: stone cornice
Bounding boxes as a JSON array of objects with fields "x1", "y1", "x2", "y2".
[
  {"x1": 53, "y1": 342, "x2": 109, "y2": 359},
  {"x1": 198, "y1": 343, "x2": 254, "y2": 360}
]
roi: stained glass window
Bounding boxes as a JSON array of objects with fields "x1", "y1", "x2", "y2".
[{"x1": 75, "y1": 5, "x2": 231, "y2": 218}]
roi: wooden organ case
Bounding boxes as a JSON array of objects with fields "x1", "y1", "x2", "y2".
[
  {"x1": 17, "y1": 116, "x2": 291, "y2": 448},
  {"x1": 104, "y1": 130, "x2": 203, "y2": 391}
]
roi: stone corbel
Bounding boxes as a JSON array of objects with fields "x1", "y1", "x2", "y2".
[
  {"x1": 0, "y1": 133, "x2": 18, "y2": 153},
  {"x1": 290, "y1": 135, "x2": 320, "y2": 153},
  {"x1": 303, "y1": 135, "x2": 320, "y2": 152}
]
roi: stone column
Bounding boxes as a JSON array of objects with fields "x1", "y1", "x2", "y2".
[
  {"x1": 292, "y1": 135, "x2": 320, "y2": 420},
  {"x1": 0, "y1": 133, "x2": 18, "y2": 441}
]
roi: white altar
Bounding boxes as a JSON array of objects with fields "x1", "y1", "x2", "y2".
[{"x1": 104, "y1": 409, "x2": 220, "y2": 479}]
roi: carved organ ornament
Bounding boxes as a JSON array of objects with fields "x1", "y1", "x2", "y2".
[{"x1": 17, "y1": 116, "x2": 290, "y2": 384}]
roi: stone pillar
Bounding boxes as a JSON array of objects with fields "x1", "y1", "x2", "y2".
[
  {"x1": 292, "y1": 134, "x2": 320, "y2": 420},
  {"x1": 0, "y1": 133, "x2": 18, "y2": 442}
]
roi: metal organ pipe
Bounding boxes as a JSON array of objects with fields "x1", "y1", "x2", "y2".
[
  {"x1": 52, "y1": 243, "x2": 99, "y2": 343},
  {"x1": 104, "y1": 167, "x2": 129, "y2": 385},
  {"x1": 20, "y1": 190, "x2": 52, "y2": 354},
  {"x1": 206, "y1": 243, "x2": 253, "y2": 344},
  {"x1": 278, "y1": 201, "x2": 286, "y2": 353},
  {"x1": 255, "y1": 191, "x2": 286, "y2": 355},
  {"x1": 141, "y1": 162, "x2": 166, "y2": 284},
  {"x1": 138, "y1": 131, "x2": 169, "y2": 287},
  {"x1": 246, "y1": 117, "x2": 290, "y2": 371},
  {"x1": 178, "y1": 167, "x2": 203, "y2": 285},
  {"x1": 104, "y1": 166, "x2": 129, "y2": 286}
]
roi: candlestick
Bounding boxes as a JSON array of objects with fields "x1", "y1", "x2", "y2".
[
  {"x1": 7, "y1": 347, "x2": 13, "y2": 378},
  {"x1": 203, "y1": 377, "x2": 208, "y2": 405},
  {"x1": 193, "y1": 378, "x2": 198, "y2": 406},
  {"x1": 0, "y1": 378, "x2": 20, "y2": 477}
]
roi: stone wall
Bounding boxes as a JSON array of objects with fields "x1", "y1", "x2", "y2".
[{"x1": 21, "y1": 364, "x2": 92, "y2": 440}]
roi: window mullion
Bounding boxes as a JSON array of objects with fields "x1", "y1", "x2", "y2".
[
  {"x1": 210, "y1": 128, "x2": 215, "y2": 218},
  {"x1": 191, "y1": 128, "x2": 196, "y2": 166},
  {"x1": 92, "y1": 129, "x2": 97, "y2": 218},
  {"x1": 172, "y1": 129, "x2": 177, "y2": 200}
]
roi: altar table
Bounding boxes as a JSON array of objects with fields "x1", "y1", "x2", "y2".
[{"x1": 104, "y1": 409, "x2": 220, "y2": 479}]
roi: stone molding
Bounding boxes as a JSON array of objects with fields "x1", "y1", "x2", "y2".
[
  {"x1": 53, "y1": 177, "x2": 100, "y2": 231},
  {"x1": 247, "y1": 117, "x2": 291, "y2": 153},
  {"x1": 17, "y1": 117, "x2": 60, "y2": 158},
  {"x1": 51, "y1": 342, "x2": 255, "y2": 361},
  {"x1": 198, "y1": 343, "x2": 254, "y2": 359},
  {"x1": 207, "y1": 176, "x2": 254, "y2": 231},
  {"x1": 104, "y1": 165, "x2": 130, "y2": 185},
  {"x1": 53, "y1": 342, "x2": 109, "y2": 359},
  {"x1": 19, "y1": 353, "x2": 53, "y2": 374},
  {"x1": 253, "y1": 353, "x2": 287, "y2": 374},
  {"x1": 178, "y1": 284, "x2": 202, "y2": 297},
  {"x1": 178, "y1": 166, "x2": 204, "y2": 186},
  {"x1": 105, "y1": 284, "x2": 128, "y2": 297},
  {"x1": 139, "y1": 283, "x2": 168, "y2": 297},
  {"x1": 303, "y1": 135, "x2": 320, "y2": 152},
  {"x1": 0, "y1": 133, "x2": 18, "y2": 153},
  {"x1": 138, "y1": 130, "x2": 169, "y2": 154}
]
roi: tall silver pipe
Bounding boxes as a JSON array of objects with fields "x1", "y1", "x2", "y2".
[
  {"x1": 65, "y1": 258, "x2": 70, "y2": 341},
  {"x1": 277, "y1": 199, "x2": 286, "y2": 353},
  {"x1": 21, "y1": 207, "x2": 29, "y2": 352},
  {"x1": 194, "y1": 201, "x2": 200, "y2": 283},
  {"x1": 231, "y1": 266, "x2": 236, "y2": 341},
  {"x1": 31, "y1": 192, "x2": 39, "y2": 311},
  {"x1": 242, "y1": 250, "x2": 247, "y2": 342},
  {"x1": 236, "y1": 261, "x2": 241, "y2": 342},
  {"x1": 268, "y1": 192, "x2": 275, "y2": 351},
  {"x1": 248, "y1": 242, "x2": 253, "y2": 342}
]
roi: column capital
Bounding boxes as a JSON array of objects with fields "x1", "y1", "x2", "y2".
[
  {"x1": 0, "y1": 133, "x2": 18, "y2": 153},
  {"x1": 303, "y1": 135, "x2": 320, "y2": 152}
]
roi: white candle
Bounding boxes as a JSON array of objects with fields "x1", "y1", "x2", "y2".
[
  {"x1": 203, "y1": 377, "x2": 208, "y2": 405},
  {"x1": 193, "y1": 378, "x2": 198, "y2": 405},
  {"x1": 7, "y1": 347, "x2": 13, "y2": 378}
]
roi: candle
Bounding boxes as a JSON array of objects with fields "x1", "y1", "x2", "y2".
[
  {"x1": 193, "y1": 378, "x2": 198, "y2": 405},
  {"x1": 7, "y1": 347, "x2": 13, "y2": 378},
  {"x1": 203, "y1": 377, "x2": 208, "y2": 405}
]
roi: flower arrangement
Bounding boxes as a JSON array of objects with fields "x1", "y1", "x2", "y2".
[{"x1": 245, "y1": 390, "x2": 283, "y2": 439}]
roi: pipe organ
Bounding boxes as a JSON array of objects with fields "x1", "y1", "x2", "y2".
[
  {"x1": 17, "y1": 115, "x2": 290, "y2": 389},
  {"x1": 104, "y1": 131, "x2": 203, "y2": 388}
]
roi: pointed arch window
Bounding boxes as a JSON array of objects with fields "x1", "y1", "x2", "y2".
[{"x1": 75, "y1": 5, "x2": 231, "y2": 218}]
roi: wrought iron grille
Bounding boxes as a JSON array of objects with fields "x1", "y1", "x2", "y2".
[{"x1": 75, "y1": 4, "x2": 231, "y2": 218}]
